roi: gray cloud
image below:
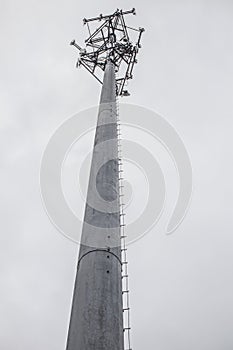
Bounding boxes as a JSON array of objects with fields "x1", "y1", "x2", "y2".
[{"x1": 1, "y1": 0, "x2": 233, "y2": 349}]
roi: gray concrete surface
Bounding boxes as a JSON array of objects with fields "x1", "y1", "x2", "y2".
[{"x1": 66, "y1": 61, "x2": 124, "y2": 350}]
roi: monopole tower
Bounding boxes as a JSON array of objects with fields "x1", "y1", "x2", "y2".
[{"x1": 66, "y1": 9, "x2": 144, "y2": 350}]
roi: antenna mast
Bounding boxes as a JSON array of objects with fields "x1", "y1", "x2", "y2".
[
  {"x1": 66, "y1": 9, "x2": 144, "y2": 350},
  {"x1": 70, "y1": 8, "x2": 144, "y2": 96}
]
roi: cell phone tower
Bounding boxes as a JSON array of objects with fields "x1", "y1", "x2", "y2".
[{"x1": 66, "y1": 9, "x2": 144, "y2": 350}]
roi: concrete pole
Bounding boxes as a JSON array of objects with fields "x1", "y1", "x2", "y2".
[{"x1": 66, "y1": 60, "x2": 124, "y2": 350}]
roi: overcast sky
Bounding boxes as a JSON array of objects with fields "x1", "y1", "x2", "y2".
[{"x1": 1, "y1": 0, "x2": 233, "y2": 349}]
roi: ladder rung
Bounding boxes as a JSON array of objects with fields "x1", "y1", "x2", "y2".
[{"x1": 123, "y1": 307, "x2": 130, "y2": 311}]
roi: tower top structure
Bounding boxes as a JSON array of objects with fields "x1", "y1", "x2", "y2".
[{"x1": 70, "y1": 8, "x2": 144, "y2": 96}]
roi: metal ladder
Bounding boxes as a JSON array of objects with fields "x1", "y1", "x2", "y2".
[{"x1": 116, "y1": 97, "x2": 132, "y2": 350}]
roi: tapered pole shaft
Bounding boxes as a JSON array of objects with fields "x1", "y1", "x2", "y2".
[{"x1": 66, "y1": 60, "x2": 124, "y2": 350}]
